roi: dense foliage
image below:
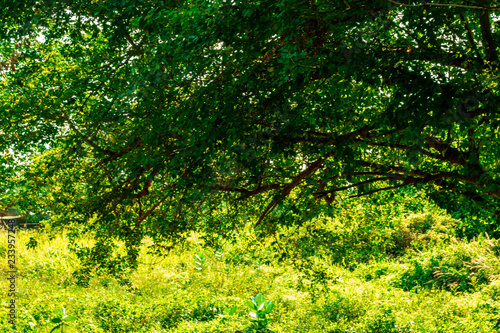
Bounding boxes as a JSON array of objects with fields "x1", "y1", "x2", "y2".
[
  {"x1": 1, "y1": 0, "x2": 500, "y2": 266},
  {"x1": 3, "y1": 196, "x2": 500, "y2": 332}
]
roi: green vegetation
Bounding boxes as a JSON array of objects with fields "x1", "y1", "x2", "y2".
[
  {"x1": 1, "y1": 0, "x2": 500, "y2": 271},
  {"x1": 1, "y1": 0, "x2": 500, "y2": 331},
  {"x1": 3, "y1": 190, "x2": 500, "y2": 332}
]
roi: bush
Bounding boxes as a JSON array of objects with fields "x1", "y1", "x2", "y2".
[
  {"x1": 157, "y1": 299, "x2": 221, "y2": 329},
  {"x1": 321, "y1": 294, "x2": 366, "y2": 323},
  {"x1": 158, "y1": 305, "x2": 191, "y2": 329},
  {"x1": 390, "y1": 213, "x2": 457, "y2": 255},
  {"x1": 274, "y1": 209, "x2": 456, "y2": 272},
  {"x1": 365, "y1": 311, "x2": 401, "y2": 333},
  {"x1": 395, "y1": 236, "x2": 500, "y2": 292},
  {"x1": 93, "y1": 300, "x2": 144, "y2": 332},
  {"x1": 427, "y1": 189, "x2": 500, "y2": 239}
]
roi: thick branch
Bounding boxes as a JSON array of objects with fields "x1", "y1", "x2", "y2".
[
  {"x1": 313, "y1": 177, "x2": 391, "y2": 197},
  {"x1": 132, "y1": 169, "x2": 159, "y2": 199},
  {"x1": 355, "y1": 160, "x2": 500, "y2": 199},
  {"x1": 95, "y1": 137, "x2": 143, "y2": 167},
  {"x1": 214, "y1": 184, "x2": 283, "y2": 200},
  {"x1": 348, "y1": 182, "x2": 409, "y2": 198},
  {"x1": 460, "y1": 14, "x2": 479, "y2": 52},
  {"x1": 255, "y1": 157, "x2": 328, "y2": 227},
  {"x1": 479, "y1": 8, "x2": 499, "y2": 62},
  {"x1": 64, "y1": 117, "x2": 115, "y2": 156},
  {"x1": 424, "y1": 137, "x2": 470, "y2": 165}
]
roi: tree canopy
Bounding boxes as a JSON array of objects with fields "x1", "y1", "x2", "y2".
[{"x1": 1, "y1": 0, "x2": 500, "y2": 267}]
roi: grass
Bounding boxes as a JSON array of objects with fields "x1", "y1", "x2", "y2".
[{"x1": 2, "y1": 194, "x2": 500, "y2": 332}]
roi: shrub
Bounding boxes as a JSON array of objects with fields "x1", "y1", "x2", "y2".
[
  {"x1": 92, "y1": 300, "x2": 142, "y2": 332},
  {"x1": 156, "y1": 299, "x2": 221, "y2": 329},
  {"x1": 365, "y1": 311, "x2": 401, "y2": 333},
  {"x1": 321, "y1": 295, "x2": 366, "y2": 323},
  {"x1": 390, "y1": 213, "x2": 457, "y2": 254},
  {"x1": 158, "y1": 305, "x2": 191, "y2": 329},
  {"x1": 190, "y1": 300, "x2": 221, "y2": 322},
  {"x1": 395, "y1": 236, "x2": 500, "y2": 292}
]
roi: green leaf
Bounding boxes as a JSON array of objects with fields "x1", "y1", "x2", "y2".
[
  {"x1": 247, "y1": 300, "x2": 257, "y2": 310},
  {"x1": 255, "y1": 293, "x2": 265, "y2": 305},
  {"x1": 55, "y1": 307, "x2": 65, "y2": 317},
  {"x1": 49, "y1": 324, "x2": 62, "y2": 333},
  {"x1": 228, "y1": 305, "x2": 237, "y2": 315},
  {"x1": 258, "y1": 301, "x2": 265, "y2": 311}
]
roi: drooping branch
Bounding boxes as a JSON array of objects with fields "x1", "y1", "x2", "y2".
[
  {"x1": 64, "y1": 117, "x2": 115, "y2": 156},
  {"x1": 313, "y1": 177, "x2": 391, "y2": 196},
  {"x1": 95, "y1": 137, "x2": 144, "y2": 167},
  {"x1": 136, "y1": 191, "x2": 171, "y2": 226},
  {"x1": 255, "y1": 156, "x2": 328, "y2": 227},
  {"x1": 213, "y1": 184, "x2": 284, "y2": 200},
  {"x1": 336, "y1": 160, "x2": 500, "y2": 200},
  {"x1": 313, "y1": 174, "x2": 410, "y2": 198},
  {"x1": 313, "y1": 167, "x2": 464, "y2": 199},
  {"x1": 132, "y1": 168, "x2": 159, "y2": 199},
  {"x1": 354, "y1": 137, "x2": 470, "y2": 166},
  {"x1": 348, "y1": 182, "x2": 410, "y2": 198},
  {"x1": 294, "y1": 125, "x2": 377, "y2": 146}
]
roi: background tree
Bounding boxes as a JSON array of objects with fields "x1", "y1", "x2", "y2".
[{"x1": 1, "y1": 0, "x2": 499, "y2": 270}]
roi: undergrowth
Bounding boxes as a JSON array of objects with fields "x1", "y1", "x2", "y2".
[{"x1": 2, "y1": 189, "x2": 500, "y2": 332}]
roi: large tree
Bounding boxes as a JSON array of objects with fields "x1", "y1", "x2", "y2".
[{"x1": 1, "y1": 0, "x2": 499, "y2": 267}]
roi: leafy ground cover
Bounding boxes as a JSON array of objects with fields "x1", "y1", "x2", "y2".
[{"x1": 2, "y1": 191, "x2": 500, "y2": 332}]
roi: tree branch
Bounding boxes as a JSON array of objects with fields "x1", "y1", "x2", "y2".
[
  {"x1": 213, "y1": 184, "x2": 284, "y2": 200},
  {"x1": 348, "y1": 182, "x2": 409, "y2": 198},
  {"x1": 63, "y1": 116, "x2": 115, "y2": 156},
  {"x1": 95, "y1": 137, "x2": 143, "y2": 167},
  {"x1": 125, "y1": 34, "x2": 144, "y2": 58},
  {"x1": 255, "y1": 157, "x2": 328, "y2": 227},
  {"x1": 386, "y1": 0, "x2": 500, "y2": 10},
  {"x1": 479, "y1": 8, "x2": 499, "y2": 62}
]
